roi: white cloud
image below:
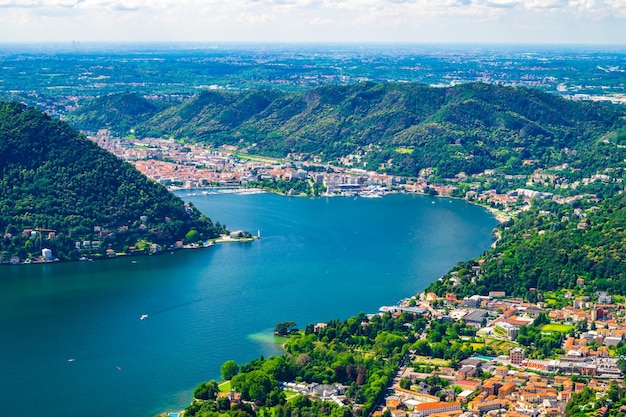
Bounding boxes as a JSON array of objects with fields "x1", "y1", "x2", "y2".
[
  {"x1": 306, "y1": 16, "x2": 333, "y2": 26},
  {"x1": 481, "y1": 0, "x2": 521, "y2": 8},
  {"x1": 0, "y1": 0, "x2": 625, "y2": 43},
  {"x1": 524, "y1": 0, "x2": 568, "y2": 8}
]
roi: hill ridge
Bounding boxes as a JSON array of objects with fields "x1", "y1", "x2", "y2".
[
  {"x1": 67, "y1": 82, "x2": 623, "y2": 178},
  {"x1": 0, "y1": 102, "x2": 225, "y2": 263}
]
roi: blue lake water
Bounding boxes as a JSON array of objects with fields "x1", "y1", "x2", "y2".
[{"x1": 0, "y1": 192, "x2": 496, "y2": 417}]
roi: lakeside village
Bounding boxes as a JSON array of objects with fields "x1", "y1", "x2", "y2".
[
  {"x1": 90, "y1": 130, "x2": 621, "y2": 224},
  {"x1": 188, "y1": 289, "x2": 626, "y2": 417},
  {"x1": 372, "y1": 290, "x2": 626, "y2": 417},
  {"x1": 8, "y1": 227, "x2": 255, "y2": 265}
]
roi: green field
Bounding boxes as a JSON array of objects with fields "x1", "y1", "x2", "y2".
[
  {"x1": 412, "y1": 356, "x2": 450, "y2": 366},
  {"x1": 485, "y1": 338, "x2": 515, "y2": 354},
  {"x1": 218, "y1": 381, "x2": 231, "y2": 392},
  {"x1": 395, "y1": 147, "x2": 414, "y2": 155},
  {"x1": 284, "y1": 391, "x2": 300, "y2": 400},
  {"x1": 541, "y1": 323, "x2": 574, "y2": 333},
  {"x1": 234, "y1": 152, "x2": 283, "y2": 164}
]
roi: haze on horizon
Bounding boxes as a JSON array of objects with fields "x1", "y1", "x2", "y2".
[{"x1": 0, "y1": 0, "x2": 625, "y2": 46}]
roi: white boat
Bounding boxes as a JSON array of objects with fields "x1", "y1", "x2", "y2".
[
  {"x1": 360, "y1": 192, "x2": 382, "y2": 198},
  {"x1": 140, "y1": 314, "x2": 148, "y2": 320}
]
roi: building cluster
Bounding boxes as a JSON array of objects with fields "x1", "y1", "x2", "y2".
[
  {"x1": 461, "y1": 164, "x2": 622, "y2": 216},
  {"x1": 4, "y1": 208, "x2": 207, "y2": 264},
  {"x1": 90, "y1": 131, "x2": 400, "y2": 195},
  {"x1": 374, "y1": 290, "x2": 626, "y2": 417},
  {"x1": 382, "y1": 357, "x2": 619, "y2": 417},
  {"x1": 90, "y1": 129, "x2": 625, "y2": 213},
  {"x1": 280, "y1": 381, "x2": 346, "y2": 407}
]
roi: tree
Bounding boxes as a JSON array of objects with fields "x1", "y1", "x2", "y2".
[
  {"x1": 374, "y1": 331, "x2": 406, "y2": 355},
  {"x1": 413, "y1": 339, "x2": 432, "y2": 356},
  {"x1": 221, "y1": 360, "x2": 240, "y2": 381},
  {"x1": 231, "y1": 370, "x2": 277, "y2": 403},
  {"x1": 184, "y1": 229, "x2": 199, "y2": 244},
  {"x1": 274, "y1": 321, "x2": 298, "y2": 336},
  {"x1": 399, "y1": 377, "x2": 412, "y2": 390},
  {"x1": 356, "y1": 364, "x2": 367, "y2": 385},
  {"x1": 608, "y1": 380, "x2": 621, "y2": 402},
  {"x1": 216, "y1": 396, "x2": 231, "y2": 411},
  {"x1": 193, "y1": 380, "x2": 219, "y2": 400}
]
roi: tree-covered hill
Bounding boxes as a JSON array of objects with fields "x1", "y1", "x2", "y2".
[
  {"x1": 67, "y1": 92, "x2": 164, "y2": 135},
  {"x1": 68, "y1": 83, "x2": 624, "y2": 177},
  {"x1": 0, "y1": 102, "x2": 225, "y2": 263},
  {"x1": 427, "y1": 189, "x2": 626, "y2": 298}
]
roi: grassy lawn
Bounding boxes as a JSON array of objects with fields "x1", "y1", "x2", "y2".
[
  {"x1": 541, "y1": 323, "x2": 574, "y2": 333},
  {"x1": 484, "y1": 338, "x2": 515, "y2": 354},
  {"x1": 412, "y1": 356, "x2": 450, "y2": 366},
  {"x1": 395, "y1": 147, "x2": 414, "y2": 154},
  {"x1": 544, "y1": 298, "x2": 559, "y2": 307},
  {"x1": 234, "y1": 152, "x2": 283, "y2": 164},
  {"x1": 284, "y1": 391, "x2": 300, "y2": 400},
  {"x1": 218, "y1": 381, "x2": 231, "y2": 392}
]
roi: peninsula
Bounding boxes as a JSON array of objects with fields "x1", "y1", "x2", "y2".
[{"x1": 181, "y1": 287, "x2": 626, "y2": 417}]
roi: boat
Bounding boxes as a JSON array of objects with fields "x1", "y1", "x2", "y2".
[
  {"x1": 359, "y1": 191, "x2": 382, "y2": 198},
  {"x1": 140, "y1": 314, "x2": 148, "y2": 320}
]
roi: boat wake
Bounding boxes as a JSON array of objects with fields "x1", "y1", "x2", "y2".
[{"x1": 147, "y1": 297, "x2": 207, "y2": 317}]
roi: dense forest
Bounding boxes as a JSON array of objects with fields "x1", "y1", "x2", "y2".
[
  {"x1": 67, "y1": 83, "x2": 624, "y2": 178},
  {"x1": 427, "y1": 189, "x2": 626, "y2": 298},
  {"x1": 0, "y1": 102, "x2": 226, "y2": 263}
]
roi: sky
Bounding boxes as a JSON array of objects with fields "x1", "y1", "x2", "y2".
[{"x1": 0, "y1": 0, "x2": 625, "y2": 45}]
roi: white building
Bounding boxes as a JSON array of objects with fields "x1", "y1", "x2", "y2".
[{"x1": 42, "y1": 248, "x2": 53, "y2": 261}]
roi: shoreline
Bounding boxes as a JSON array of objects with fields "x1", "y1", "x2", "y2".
[
  {"x1": 483, "y1": 205, "x2": 511, "y2": 224},
  {"x1": 175, "y1": 185, "x2": 508, "y2": 224},
  {"x1": 2, "y1": 234, "x2": 259, "y2": 267},
  {"x1": 5, "y1": 187, "x2": 500, "y2": 267}
]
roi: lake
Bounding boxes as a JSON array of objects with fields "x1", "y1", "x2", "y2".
[{"x1": 0, "y1": 192, "x2": 496, "y2": 417}]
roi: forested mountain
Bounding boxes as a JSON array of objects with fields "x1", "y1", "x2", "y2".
[
  {"x1": 427, "y1": 190, "x2": 626, "y2": 298},
  {"x1": 67, "y1": 83, "x2": 624, "y2": 177},
  {"x1": 0, "y1": 102, "x2": 225, "y2": 263}
]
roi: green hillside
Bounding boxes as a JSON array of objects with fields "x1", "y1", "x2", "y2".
[
  {"x1": 427, "y1": 189, "x2": 626, "y2": 298},
  {"x1": 68, "y1": 83, "x2": 624, "y2": 177},
  {"x1": 0, "y1": 102, "x2": 225, "y2": 263},
  {"x1": 68, "y1": 92, "x2": 164, "y2": 135}
]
